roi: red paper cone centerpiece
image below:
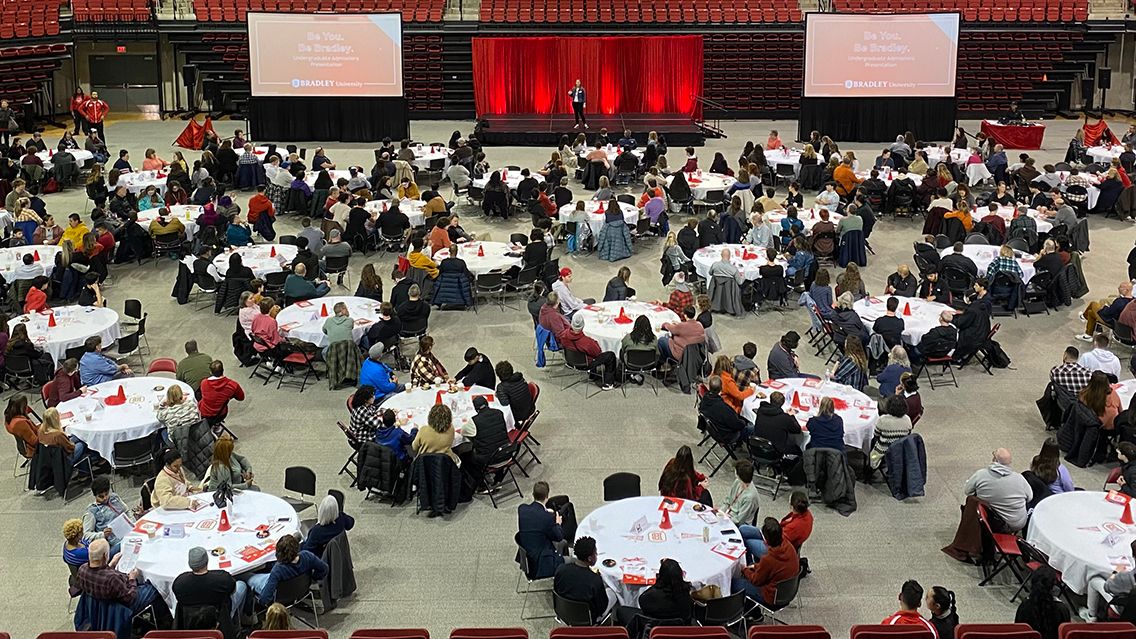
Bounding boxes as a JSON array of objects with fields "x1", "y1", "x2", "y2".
[
  {"x1": 659, "y1": 508, "x2": 672, "y2": 529},
  {"x1": 597, "y1": 201, "x2": 605, "y2": 214},
  {"x1": 1123, "y1": 500, "x2": 1134, "y2": 525},
  {"x1": 116, "y1": 385, "x2": 126, "y2": 400},
  {"x1": 791, "y1": 391, "x2": 805, "y2": 411},
  {"x1": 320, "y1": 303, "x2": 328, "y2": 317},
  {"x1": 218, "y1": 508, "x2": 231, "y2": 532},
  {"x1": 33, "y1": 250, "x2": 40, "y2": 261},
  {"x1": 47, "y1": 312, "x2": 56, "y2": 327},
  {"x1": 435, "y1": 390, "x2": 444, "y2": 405},
  {"x1": 477, "y1": 245, "x2": 485, "y2": 257},
  {"x1": 903, "y1": 302, "x2": 912, "y2": 316},
  {"x1": 269, "y1": 246, "x2": 276, "y2": 258}
]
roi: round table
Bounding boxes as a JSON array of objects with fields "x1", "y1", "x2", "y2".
[
  {"x1": 1026, "y1": 491, "x2": 1136, "y2": 595},
  {"x1": 276, "y1": 296, "x2": 381, "y2": 348},
  {"x1": 692, "y1": 244, "x2": 785, "y2": 282},
  {"x1": 433, "y1": 241, "x2": 522, "y2": 277},
  {"x1": 470, "y1": 169, "x2": 545, "y2": 191},
  {"x1": 987, "y1": 205, "x2": 1053, "y2": 234},
  {"x1": 764, "y1": 208, "x2": 843, "y2": 235},
  {"x1": 575, "y1": 496, "x2": 745, "y2": 606},
  {"x1": 853, "y1": 295, "x2": 955, "y2": 347},
  {"x1": 666, "y1": 172, "x2": 735, "y2": 200},
  {"x1": 410, "y1": 145, "x2": 451, "y2": 171},
  {"x1": 574, "y1": 301, "x2": 679, "y2": 355},
  {"x1": 858, "y1": 171, "x2": 924, "y2": 188},
  {"x1": 59, "y1": 377, "x2": 194, "y2": 466},
  {"x1": 1114, "y1": 379, "x2": 1136, "y2": 407},
  {"x1": 741, "y1": 377, "x2": 879, "y2": 453},
  {"x1": 924, "y1": 147, "x2": 969, "y2": 168},
  {"x1": 0, "y1": 245, "x2": 60, "y2": 281},
  {"x1": 1056, "y1": 172, "x2": 1103, "y2": 210},
  {"x1": 213, "y1": 244, "x2": 298, "y2": 279},
  {"x1": 365, "y1": 198, "x2": 427, "y2": 227},
  {"x1": 380, "y1": 384, "x2": 514, "y2": 448},
  {"x1": 1087, "y1": 146, "x2": 1124, "y2": 165},
  {"x1": 939, "y1": 245, "x2": 1036, "y2": 284},
  {"x1": 9, "y1": 306, "x2": 121, "y2": 365},
  {"x1": 118, "y1": 171, "x2": 168, "y2": 196},
  {"x1": 139, "y1": 206, "x2": 200, "y2": 241},
  {"x1": 39, "y1": 149, "x2": 94, "y2": 171},
  {"x1": 558, "y1": 201, "x2": 639, "y2": 238},
  {"x1": 126, "y1": 491, "x2": 301, "y2": 609},
  {"x1": 576, "y1": 147, "x2": 644, "y2": 166},
  {"x1": 765, "y1": 148, "x2": 802, "y2": 174},
  {"x1": 304, "y1": 170, "x2": 352, "y2": 188}
]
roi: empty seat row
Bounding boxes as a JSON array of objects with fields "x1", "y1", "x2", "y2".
[
  {"x1": 479, "y1": 0, "x2": 802, "y2": 23},
  {"x1": 192, "y1": 0, "x2": 444, "y2": 23},
  {"x1": 0, "y1": 0, "x2": 62, "y2": 39},
  {"x1": 71, "y1": 0, "x2": 151, "y2": 22}
]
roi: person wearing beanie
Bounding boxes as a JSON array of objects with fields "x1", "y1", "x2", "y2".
[
  {"x1": 559, "y1": 314, "x2": 618, "y2": 390},
  {"x1": 173, "y1": 545, "x2": 249, "y2": 631},
  {"x1": 551, "y1": 267, "x2": 593, "y2": 317},
  {"x1": 454, "y1": 347, "x2": 495, "y2": 389}
]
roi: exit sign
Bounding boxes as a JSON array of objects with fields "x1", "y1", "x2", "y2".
[{"x1": 116, "y1": 45, "x2": 126, "y2": 53}]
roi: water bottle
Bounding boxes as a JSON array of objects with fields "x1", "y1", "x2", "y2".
[{"x1": 824, "y1": 367, "x2": 832, "y2": 383}]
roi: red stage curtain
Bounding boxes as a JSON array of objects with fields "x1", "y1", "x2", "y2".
[{"x1": 472, "y1": 36, "x2": 703, "y2": 120}]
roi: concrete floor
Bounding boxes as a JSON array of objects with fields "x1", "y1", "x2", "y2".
[{"x1": 2, "y1": 115, "x2": 1135, "y2": 639}]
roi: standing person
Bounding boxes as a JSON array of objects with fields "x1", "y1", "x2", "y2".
[
  {"x1": 70, "y1": 88, "x2": 87, "y2": 135},
  {"x1": 568, "y1": 79, "x2": 588, "y2": 129},
  {"x1": 81, "y1": 91, "x2": 110, "y2": 141},
  {"x1": 0, "y1": 99, "x2": 14, "y2": 147}
]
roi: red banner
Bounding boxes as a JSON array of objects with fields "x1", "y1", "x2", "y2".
[{"x1": 472, "y1": 36, "x2": 703, "y2": 120}]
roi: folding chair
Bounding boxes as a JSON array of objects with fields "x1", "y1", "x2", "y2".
[{"x1": 976, "y1": 502, "x2": 1025, "y2": 589}]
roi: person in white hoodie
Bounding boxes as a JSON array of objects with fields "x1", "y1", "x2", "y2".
[
  {"x1": 1077, "y1": 333, "x2": 1122, "y2": 379},
  {"x1": 964, "y1": 448, "x2": 1032, "y2": 532}
]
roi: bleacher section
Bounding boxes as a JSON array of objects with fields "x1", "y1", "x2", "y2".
[
  {"x1": 0, "y1": 0, "x2": 61, "y2": 39},
  {"x1": 71, "y1": 0, "x2": 153, "y2": 22},
  {"x1": 0, "y1": 43, "x2": 69, "y2": 108},
  {"x1": 478, "y1": 0, "x2": 801, "y2": 23},
  {"x1": 833, "y1": 0, "x2": 1089, "y2": 21},
  {"x1": 956, "y1": 32, "x2": 1082, "y2": 116},
  {"x1": 191, "y1": 0, "x2": 443, "y2": 23},
  {"x1": 703, "y1": 33, "x2": 804, "y2": 118}
]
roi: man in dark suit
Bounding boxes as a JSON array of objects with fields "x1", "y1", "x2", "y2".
[
  {"x1": 554, "y1": 536, "x2": 612, "y2": 622},
  {"x1": 699, "y1": 376, "x2": 751, "y2": 443},
  {"x1": 940, "y1": 243, "x2": 978, "y2": 278},
  {"x1": 517, "y1": 481, "x2": 567, "y2": 580},
  {"x1": 752, "y1": 391, "x2": 802, "y2": 456},
  {"x1": 467, "y1": 396, "x2": 511, "y2": 480}
]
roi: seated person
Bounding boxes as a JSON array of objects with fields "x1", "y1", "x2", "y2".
[
  {"x1": 283, "y1": 263, "x2": 330, "y2": 301},
  {"x1": 722, "y1": 460, "x2": 761, "y2": 527},
  {"x1": 301, "y1": 495, "x2": 355, "y2": 556},
  {"x1": 753, "y1": 391, "x2": 802, "y2": 457},
  {"x1": 731, "y1": 517, "x2": 800, "y2": 607},
  {"x1": 559, "y1": 314, "x2": 618, "y2": 389},
  {"x1": 658, "y1": 445, "x2": 712, "y2": 505},
  {"x1": 553, "y1": 536, "x2": 612, "y2": 623},
  {"x1": 247, "y1": 533, "x2": 328, "y2": 606},
  {"x1": 882, "y1": 580, "x2": 939, "y2": 635},
  {"x1": 920, "y1": 310, "x2": 958, "y2": 360},
  {"x1": 79, "y1": 335, "x2": 133, "y2": 386},
  {"x1": 77, "y1": 538, "x2": 172, "y2": 628},
  {"x1": 872, "y1": 297, "x2": 907, "y2": 348},
  {"x1": 517, "y1": 481, "x2": 568, "y2": 580},
  {"x1": 885, "y1": 265, "x2": 918, "y2": 297},
  {"x1": 699, "y1": 375, "x2": 751, "y2": 444},
  {"x1": 454, "y1": 347, "x2": 495, "y2": 389},
  {"x1": 82, "y1": 476, "x2": 140, "y2": 557},
  {"x1": 869, "y1": 396, "x2": 915, "y2": 470},
  {"x1": 172, "y1": 546, "x2": 246, "y2": 629},
  {"x1": 739, "y1": 490, "x2": 813, "y2": 559},
  {"x1": 359, "y1": 345, "x2": 407, "y2": 403},
  {"x1": 615, "y1": 558, "x2": 694, "y2": 628},
  {"x1": 918, "y1": 270, "x2": 951, "y2": 304}
]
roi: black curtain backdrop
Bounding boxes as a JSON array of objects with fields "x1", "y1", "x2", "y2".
[
  {"x1": 797, "y1": 97, "x2": 956, "y2": 143},
  {"x1": 248, "y1": 97, "x2": 409, "y2": 142}
]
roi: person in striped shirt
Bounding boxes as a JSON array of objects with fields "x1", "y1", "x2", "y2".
[{"x1": 881, "y1": 579, "x2": 939, "y2": 638}]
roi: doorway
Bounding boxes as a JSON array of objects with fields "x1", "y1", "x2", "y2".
[{"x1": 89, "y1": 54, "x2": 160, "y2": 113}]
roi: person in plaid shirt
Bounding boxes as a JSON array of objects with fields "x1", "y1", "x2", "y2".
[
  {"x1": 659, "y1": 272, "x2": 695, "y2": 317},
  {"x1": 77, "y1": 538, "x2": 172, "y2": 627},
  {"x1": 1050, "y1": 346, "x2": 1094, "y2": 396},
  {"x1": 985, "y1": 245, "x2": 1024, "y2": 309}
]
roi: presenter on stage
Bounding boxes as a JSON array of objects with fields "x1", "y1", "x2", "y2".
[{"x1": 568, "y1": 79, "x2": 588, "y2": 129}]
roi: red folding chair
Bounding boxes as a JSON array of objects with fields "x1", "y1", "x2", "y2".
[
  {"x1": 750, "y1": 626, "x2": 832, "y2": 639},
  {"x1": 1059, "y1": 622, "x2": 1136, "y2": 639},
  {"x1": 550, "y1": 629, "x2": 630, "y2": 639},
  {"x1": 37, "y1": 634, "x2": 117, "y2": 639},
  {"x1": 849, "y1": 627, "x2": 935, "y2": 639},
  {"x1": 350, "y1": 631, "x2": 430, "y2": 639},
  {"x1": 955, "y1": 624, "x2": 1040, "y2": 639},
  {"x1": 145, "y1": 632, "x2": 225, "y2": 639},
  {"x1": 248, "y1": 627, "x2": 329, "y2": 632},
  {"x1": 976, "y1": 502, "x2": 1025, "y2": 588},
  {"x1": 146, "y1": 357, "x2": 178, "y2": 375},
  {"x1": 650, "y1": 628, "x2": 731, "y2": 639},
  {"x1": 450, "y1": 631, "x2": 527, "y2": 639}
]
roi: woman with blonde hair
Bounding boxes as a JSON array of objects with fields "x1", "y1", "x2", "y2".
[
  {"x1": 156, "y1": 384, "x2": 201, "y2": 449},
  {"x1": 712, "y1": 355, "x2": 754, "y2": 413},
  {"x1": 412, "y1": 404, "x2": 459, "y2": 469},
  {"x1": 800, "y1": 145, "x2": 818, "y2": 165},
  {"x1": 63, "y1": 517, "x2": 91, "y2": 566},
  {"x1": 40, "y1": 407, "x2": 91, "y2": 471},
  {"x1": 662, "y1": 231, "x2": 691, "y2": 275},
  {"x1": 842, "y1": 151, "x2": 859, "y2": 172},
  {"x1": 206, "y1": 435, "x2": 256, "y2": 491},
  {"x1": 261, "y1": 603, "x2": 292, "y2": 631}
]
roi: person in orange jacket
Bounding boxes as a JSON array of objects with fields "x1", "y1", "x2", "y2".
[
  {"x1": 712, "y1": 354, "x2": 754, "y2": 413},
  {"x1": 731, "y1": 517, "x2": 799, "y2": 609}
]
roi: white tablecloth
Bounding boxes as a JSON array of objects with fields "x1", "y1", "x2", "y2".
[
  {"x1": 666, "y1": 172, "x2": 736, "y2": 200},
  {"x1": 574, "y1": 301, "x2": 679, "y2": 355},
  {"x1": 1056, "y1": 172, "x2": 1102, "y2": 210},
  {"x1": 1114, "y1": 379, "x2": 1136, "y2": 407},
  {"x1": 470, "y1": 169, "x2": 545, "y2": 191},
  {"x1": 127, "y1": 491, "x2": 301, "y2": 609},
  {"x1": 1087, "y1": 146, "x2": 1124, "y2": 164},
  {"x1": 966, "y1": 163, "x2": 993, "y2": 187},
  {"x1": 558, "y1": 201, "x2": 639, "y2": 237},
  {"x1": 924, "y1": 147, "x2": 970, "y2": 168},
  {"x1": 118, "y1": 171, "x2": 168, "y2": 196},
  {"x1": 858, "y1": 171, "x2": 924, "y2": 188},
  {"x1": 276, "y1": 296, "x2": 381, "y2": 348},
  {"x1": 212, "y1": 244, "x2": 297, "y2": 279},
  {"x1": 364, "y1": 198, "x2": 427, "y2": 228},
  {"x1": 433, "y1": 241, "x2": 522, "y2": 277},
  {"x1": 742, "y1": 377, "x2": 878, "y2": 453},
  {"x1": 988, "y1": 205, "x2": 1053, "y2": 234},
  {"x1": 139, "y1": 206, "x2": 200, "y2": 242},
  {"x1": 576, "y1": 496, "x2": 745, "y2": 606},
  {"x1": 380, "y1": 385, "x2": 514, "y2": 448},
  {"x1": 39, "y1": 149, "x2": 94, "y2": 171},
  {"x1": 765, "y1": 148, "x2": 802, "y2": 173},
  {"x1": 9, "y1": 306, "x2": 121, "y2": 365},
  {"x1": 411, "y1": 145, "x2": 451, "y2": 172},
  {"x1": 853, "y1": 295, "x2": 955, "y2": 347},
  {"x1": 60, "y1": 377, "x2": 194, "y2": 465},
  {"x1": 940, "y1": 245, "x2": 1036, "y2": 284},
  {"x1": 577, "y1": 147, "x2": 644, "y2": 166},
  {"x1": 693, "y1": 244, "x2": 785, "y2": 282},
  {"x1": 304, "y1": 170, "x2": 353, "y2": 188},
  {"x1": 764, "y1": 208, "x2": 843, "y2": 235},
  {"x1": 1026, "y1": 491, "x2": 1136, "y2": 595},
  {"x1": 0, "y1": 245, "x2": 59, "y2": 281}
]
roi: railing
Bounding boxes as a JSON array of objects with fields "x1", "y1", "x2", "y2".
[{"x1": 691, "y1": 95, "x2": 729, "y2": 138}]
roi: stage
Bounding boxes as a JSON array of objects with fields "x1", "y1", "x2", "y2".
[{"x1": 478, "y1": 113, "x2": 706, "y2": 147}]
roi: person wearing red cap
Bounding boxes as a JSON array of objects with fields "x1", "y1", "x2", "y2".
[{"x1": 551, "y1": 267, "x2": 593, "y2": 318}]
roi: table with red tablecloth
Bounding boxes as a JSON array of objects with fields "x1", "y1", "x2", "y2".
[{"x1": 980, "y1": 120, "x2": 1046, "y2": 150}]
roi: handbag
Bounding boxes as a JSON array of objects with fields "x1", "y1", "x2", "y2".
[
  {"x1": 6, "y1": 117, "x2": 17, "y2": 132},
  {"x1": 690, "y1": 584, "x2": 721, "y2": 602}
]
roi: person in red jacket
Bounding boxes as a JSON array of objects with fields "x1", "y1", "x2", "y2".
[
  {"x1": 246, "y1": 184, "x2": 276, "y2": 240},
  {"x1": 24, "y1": 276, "x2": 50, "y2": 314},
  {"x1": 881, "y1": 580, "x2": 939, "y2": 637},
  {"x1": 658, "y1": 306, "x2": 706, "y2": 365},
  {"x1": 198, "y1": 360, "x2": 245, "y2": 427},
  {"x1": 80, "y1": 91, "x2": 110, "y2": 141},
  {"x1": 48, "y1": 358, "x2": 84, "y2": 407},
  {"x1": 731, "y1": 517, "x2": 799, "y2": 610},
  {"x1": 558, "y1": 314, "x2": 617, "y2": 390},
  {"x1": 70, "y1": 89, "x2": 86, "y2": 135}
]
